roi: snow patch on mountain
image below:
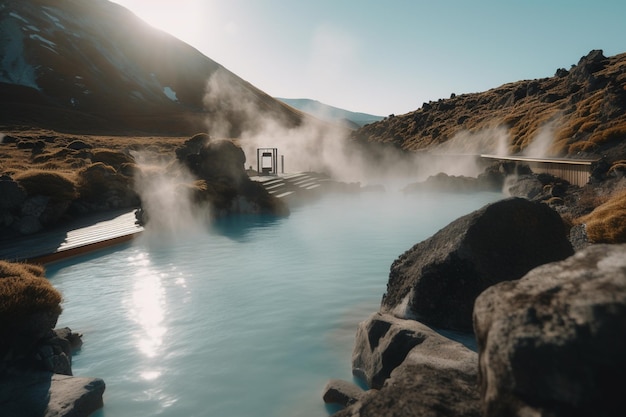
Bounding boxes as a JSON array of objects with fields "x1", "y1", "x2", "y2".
[
  {"x1": 0, "y1": 17, "x2": 39, "y2": 90},
  {"x1": 30, "y1": 34, "x2": 56, "y2": 48},
  {"x1": 8, "y1": 12, "x2": 28, "y2": 24},
  {"x1": 42, "y1": 8, "x2": 66, "y2": 29},
  {"x1": 163, "y1": 86, "x2": 178, "y2": 102}
]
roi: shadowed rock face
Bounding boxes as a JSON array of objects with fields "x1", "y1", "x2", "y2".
[
  {"x1": 381, "y1": 197, "x2": 574, "y2": 331},
  {"x1": 474, "y1": 244, "x2": 626, "y2": 417},
  {"x1": 174, "y1": 134, "x2": 289, "y2": 217},
  {"x1": 335, "y1": 313, "x2": 480, "y2": 417},
  {"x1": 177, "y1": 134, "x2": 248, "y2": 185}
]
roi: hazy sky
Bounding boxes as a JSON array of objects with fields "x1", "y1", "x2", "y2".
[{"x1": 109, "y1": 0, "x2": 626, "y2": 116}]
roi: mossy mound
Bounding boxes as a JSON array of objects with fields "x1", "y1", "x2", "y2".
[
  {"x1": 579, "y1": 191, "x2": 626, "y2": 243},
  {"x1": 0, "y1": 261, "x2": 62, "y2": 321},
  {"x1": 13, "y1": 170, "x2": 78, "y2": 201},
  {"x1": 90, "y1": 149, "x2": 135, "y2": 170}
]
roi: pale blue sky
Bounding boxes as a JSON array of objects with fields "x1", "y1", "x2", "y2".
[{"x1": 110, "y1": 0, "x2": 626, "y2": 116}]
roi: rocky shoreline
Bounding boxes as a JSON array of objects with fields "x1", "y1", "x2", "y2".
[
  {"x1": 0, "y1": 327, "x2": 105, "y2": 417},
  {"x1": 322, "y1": 166, "x2": 626, "y2": 416},
  {"x1": 0, "y1": 259, "x2": 105, "y2": 416}
]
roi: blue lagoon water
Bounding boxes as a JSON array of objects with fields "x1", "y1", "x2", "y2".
[{"x1": 47, "y1": 190, "x2": 501, "y2": 417}]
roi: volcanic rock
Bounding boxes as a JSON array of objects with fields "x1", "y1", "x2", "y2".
[
  {"x1": 0, "y1": 372, "x2": 105, "y2": 417},
  {"x1": 0, "y1": 176, "x2": 26, "y2": 210},
  {"x1": 335, "y1": 312, "x2": 480, "y2": 417},
  {"x1": 474, "y1": 244, "x2": 626, "y2": 417},
  {"x1": 322, "y1": 379, "x2": 364, "y2": 407},
  {"x1": 381, "y1": 197, "x2": 574, "y2": 331},
  {"x1": 175, "y1": 134, "x2": 289, "y2": 217}
]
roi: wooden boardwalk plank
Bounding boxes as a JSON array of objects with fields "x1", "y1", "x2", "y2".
[{"x1": 0, "y1": 209, "x2": 143, "y2": 264}]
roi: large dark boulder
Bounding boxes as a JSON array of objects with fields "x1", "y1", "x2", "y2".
[
  {"x1": 351, "y1": 313, "x2": 477, "y2": 389},
  {"x1": 173, "y1": 134, "x2": 289, "y2": 217},
  {"x1": 381, "y1": 197, "x2": 574, "y2": 331},
  {"x1": 334, "y1": 364, "x2": 481, "y2": 417},
  {"x1": 0, "y1": 176, "x2": 26, "y2": 210},
  {"x1": 474, "y1": 244, "x2": 626, "y2": 417},
  {"x1": 0, "y1": 372, "x2": 105, "y2": 417},
  {"x1": 176, "y1": 134, "x2": 247, "y2": 184},
  {"x1": 334, "y1": 313, "x2": 480, "y2": 417},
  {"x1": 322, "y1": 379, "x2": 364, "y2": 408}
]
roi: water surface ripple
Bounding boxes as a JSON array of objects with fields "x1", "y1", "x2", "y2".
[{"x1": 47, "y1": 191, "x2": 501, "y2": 417}]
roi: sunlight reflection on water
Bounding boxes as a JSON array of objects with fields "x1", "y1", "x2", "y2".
[
  {"x1": 127, "y1": 252, "x2": 167, "y2": 359},
  {"x1": 48, "y1": 191, "x2": 503, "y2": 417}
]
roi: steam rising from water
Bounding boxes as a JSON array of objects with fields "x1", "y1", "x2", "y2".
[
  {"x1": 522, "y1": 119, "x2": 558, "y2": 158},
  {"x1": 132, "y1": 152, "x2": 210, "y2": 239},
  {"x1": 202, "y1": 71, "x2": 512, "y2": 188}
]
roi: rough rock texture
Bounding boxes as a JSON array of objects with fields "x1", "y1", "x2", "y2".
[
  {"x1": 176, "y1": 134, "x2": 247, "y2": 184},
  {"x1": 0, "y1": 175, "x2": 26, "y2": 209},
  {"x1": 335, "y1": 364, "x2": 480, "y2": 417},
  {"x1": 474, "y1": 244, "x2": 626, "y2": 417},
  {"x1": 352, "y1": 313, "x2": 478, "y2": 389},
  {"x1": 335, "y1": 313, "x2": 480, "y2": 417},
  {"x1": 352, "y1": 313, "x2": 431, "y2": 389},
  {"x1": 175, "y1": 134, "x2": 289, "y2": 217},
  {"x1": 381, "y1": 197, "x2": 574, "y2": 331},
  {"x1": 0, "y1": 372, "x2": 105, "y2": 417},
  {"x1": 323, "y1": 379, "x2": 365, "y2": 407}
]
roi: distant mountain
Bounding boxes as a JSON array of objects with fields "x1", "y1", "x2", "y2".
[
  {"x1": 351, "y1": 50, "x2": 626, "y2": 160},
  {"x1": 276, "y1": 98, "x2": 383, "y2": 129},
  {"x1": 0, "y1": 0, "x2": 305, "y2": 135}
]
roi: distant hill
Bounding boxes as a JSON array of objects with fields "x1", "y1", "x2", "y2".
[
  {"x1": 277, "y1": 98, "x2": 383, "y2": 128},
  {"x1": 0, "y1": 0, "x2": 306, "y2": 135},
  {"x1": 351, "y1": 50, "x2": 626, "y2": 160}
]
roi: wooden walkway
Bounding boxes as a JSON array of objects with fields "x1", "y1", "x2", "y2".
[
  {"x1": 0, "y1": 210, "x2": 143, "y2": 264},
  {"x1": 0, "y1": 173, "x2": 332, "y2": 265}
]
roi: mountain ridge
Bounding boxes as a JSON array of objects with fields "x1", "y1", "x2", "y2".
[
  {"x1": 276, "y1": 98, "x2": 383, "y2": 128},
  {"x1": 351, "y1": 50, "x2": 626, "y2": 161},
  {"x1": 0, "y1": 0, "x2": 305, "y2": 135}
]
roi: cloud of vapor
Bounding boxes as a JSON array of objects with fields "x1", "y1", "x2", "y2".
[
  {"x1": 424, "y1": 126, "x2": 513, "y2": 179},
  {"x1": 132, "y1": 151, "x2": 211, "y2": 240},
  {"x1": 203, "y1": 69, "x2": 391, "y2": 185},
  {"x1": 432, "y1": 126, "x2": 511, "y2": 157},
  {"x1": 522, "y1": 118, "x2": 559, "y2": 158},
  {"x1": 201, "y1": 71, "x2": 527, "y2": 191},
  {"x1": 203, "y1": 68, "x2": 289, "y2": 139}
]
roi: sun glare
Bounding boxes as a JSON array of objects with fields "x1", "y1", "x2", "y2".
[{"x1": 111, "y1": 0, "x2": 211, "y2": 45}]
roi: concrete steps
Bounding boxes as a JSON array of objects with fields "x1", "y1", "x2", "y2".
[{"x1": 252, "y1": 172, "x2": 331, "y2": 200}]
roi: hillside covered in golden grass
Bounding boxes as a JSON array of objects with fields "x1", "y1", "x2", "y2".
[{"x1": 352, "y1": 50, "x2": 626, "y2": 160}]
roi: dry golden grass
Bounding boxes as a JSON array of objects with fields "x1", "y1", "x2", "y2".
[
  {"x1": 352, "y1": 52, "x2": 626, "y2": 159},
  {"x1": 0, "y1": 260, "x2": 62, "y2": 319},
  {"x1": 76, "y1": 162, "x2": 124, "y2": 201},
  {"x1": 0, "y1": 128, "x2": 189, "y2": 175},
  {"x1": 578, "y1": 191, "x2": 626, "y2": 243},
  {"x1": 13, "y1": 169, "x2": 78, "y2": 201},
  {"x1": 91, "y1": 148, "x2": 135, "y2": 169},
  {"x1": 0, "y1": 261, "x2": 45, "y2": 280}
]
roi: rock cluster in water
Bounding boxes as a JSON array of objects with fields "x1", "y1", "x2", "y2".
[{"x1": 324, "y1": 196, "x2": 626, "y2": 417}]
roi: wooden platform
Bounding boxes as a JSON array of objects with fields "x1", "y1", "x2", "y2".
[{"x1": 0, "y1": 209, "x2": 143, "y2": 264}]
